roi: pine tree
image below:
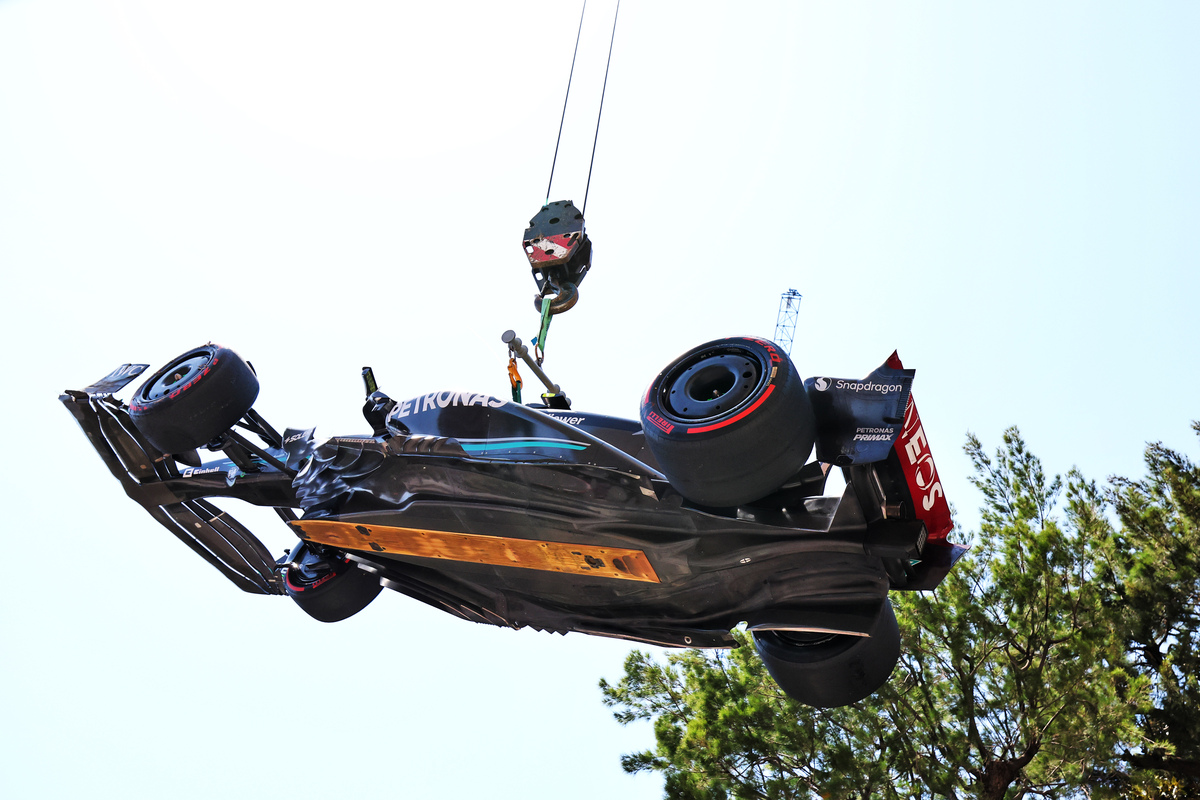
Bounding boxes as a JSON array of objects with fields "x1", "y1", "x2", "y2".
[
  {"x1": 601, "y1": 428, "x2": 1160, "y2": 799},
  {"x1": 1094, "y1": 423, "x2": 1200, "y2": 791}
]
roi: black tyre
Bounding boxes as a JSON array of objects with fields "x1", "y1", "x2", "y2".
[
  {"x1": 639, "y1": 336, "x2": 816, "y2": 506},
  {"x1": 753, "y1": 599, "x2": 901, "y2": 708},
  {"x1": 284, "y1": 543, "x2": 383, "y2": 623},
  {"x1": 128, "y1": 344, "x2": 259, "y2": 454}
]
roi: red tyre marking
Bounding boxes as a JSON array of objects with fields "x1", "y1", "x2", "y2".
[
  {"x1": 741, "y1": 337, "x2": 782, "y2": 362},
  {"x1": 685, "y1": 384, "x2": 775, "y2": 434},
  {"x1": 645, "y1": 411, "x2": 674, "y2": 434},
  {"x1": 285, "y1": 568, "x2": 336, "y2": 593}
]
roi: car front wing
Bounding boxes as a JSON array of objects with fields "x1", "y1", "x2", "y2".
[{"x1": 60, "y1": 365, "x2": 286, "y2": 595}]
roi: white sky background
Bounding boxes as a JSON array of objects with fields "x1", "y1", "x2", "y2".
[{"x1": 2, "y1": 1, "x2": 1198, "y2": 797}]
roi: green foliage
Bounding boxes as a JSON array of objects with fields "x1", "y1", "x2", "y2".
[
  {"x1": 1094, "y1": 423, "x2": 1200, "y2": 791},
  {"x1": 601, "y1": 634, "x2": 907, "y2": 800},
  {"x1": 600, "y1": 426, "x2": 1200, "y2": 799}
]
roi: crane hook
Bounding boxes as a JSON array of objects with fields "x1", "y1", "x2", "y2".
[
  {"x1": 533, "y1": 281, "x2": 579, "y2": 315},
  {"x1": 522, "y1": 200, "x2": 591, "y2": 315}
]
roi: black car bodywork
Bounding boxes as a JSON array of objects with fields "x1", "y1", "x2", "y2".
[{"x1": 61, "y1": 341, "x2": 963, "y2": 705}]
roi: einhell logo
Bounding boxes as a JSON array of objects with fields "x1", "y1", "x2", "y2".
[
  {"x1": 813, "y1": 377, "x2": 831, "y2": 392},
  {"x1": 645, "y1": 411, "x2": 675, "y2": 434}
]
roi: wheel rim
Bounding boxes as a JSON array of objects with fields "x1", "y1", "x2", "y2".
[
  {"x1": 288, "y1": 561, "x2": 330, "y2": 587},
  {"x1": 142, "y1": 352, "x2": 212, "y2": 402},
  {"x1": 660, "y1": 348, "x2": 764, "y2": 422},
  {"x1": 284, "y1": 545, "x2": 343, "y2": 592}
]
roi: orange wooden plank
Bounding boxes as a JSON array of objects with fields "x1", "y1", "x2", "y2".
[{"x1": 289, "y1": 519, "x2": 660, "y2": 583}]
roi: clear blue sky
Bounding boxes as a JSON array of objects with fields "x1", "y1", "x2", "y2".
[{"x1": 3, "y1": 2, "x2": 1198, "y2": 798}]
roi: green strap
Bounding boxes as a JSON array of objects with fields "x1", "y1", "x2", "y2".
[{"x1": 536, "y1": 295, "x2": 554, "y2": 364}]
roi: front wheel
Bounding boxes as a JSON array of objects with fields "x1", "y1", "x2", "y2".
[
  {"x1": 284, "y1": 543, "x2": 383, "y2": 623},
  {"x1": 128, "y1": 343, "x2": 259, "y2": 454},
  {"x1": 752, "y1": 599, "x2": 901, "y2": 708},
  {"x1": 639, "y1": 337, "x2": 816, "y2": 507}
]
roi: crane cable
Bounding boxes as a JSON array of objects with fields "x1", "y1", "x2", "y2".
[
  {"x1": 583, "y1": 0, "x2": 620, "y2": 217},
  {"x1": 544, "y1": 1, "x2": 588, "y2": 204},
  {"x1": 542, "y1": 0, "x2": 622, "y2": 216}
]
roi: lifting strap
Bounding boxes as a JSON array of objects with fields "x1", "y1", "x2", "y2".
[
  {"x1": 507, "y1": 358, "x2": 523, "y2": 404},
  {"x1": 534, "y1": 295, "x2": 554, "y2": 365}
]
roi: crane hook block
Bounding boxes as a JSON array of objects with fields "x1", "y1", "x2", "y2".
[{"x1": 522, "y1": 200, "x2": 592, "y2": 303}]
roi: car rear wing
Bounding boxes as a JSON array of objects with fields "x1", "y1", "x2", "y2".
[
  {"x1": 885, "y1": 353, "x2": 965, "y2": 589},
  {"x1": 810, "y1": 352, "x2": 965, "y2": 590},
  {"x1": 60, "y1": 364, "x2": 287, "y2": 595}
]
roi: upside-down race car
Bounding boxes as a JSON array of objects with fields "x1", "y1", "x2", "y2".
[{"x1": 61, "y1": 336, "x2": 962, "y2": 708}]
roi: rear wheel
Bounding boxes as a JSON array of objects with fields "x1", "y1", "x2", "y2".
[
  {"x1": 640, "y1": 337, "x2": 815, "y2": 506},
  {"x1": 128, "y1": 344, "x2": 258, "y2": 454},
  {"x1": 753, "y1": 599, "x2": 901, "y2": 708},
  {"x1": 284, "y1": 543, "x2": 382, "y2": 623}
]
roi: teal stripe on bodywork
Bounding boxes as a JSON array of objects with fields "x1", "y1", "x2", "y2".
[{"x1": 460, "y1": 441, "x2": 589, "y2": 453}]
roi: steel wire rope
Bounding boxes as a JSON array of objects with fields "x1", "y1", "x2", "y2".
[
  {"x1": 544, "y1": 1, "x2": 588, "y2": 204},
  {"x1": 582, "y1": 0, "x2": 621, "y2": 217}
]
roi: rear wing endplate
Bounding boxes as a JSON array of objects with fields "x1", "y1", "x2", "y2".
[{"x1": 805, "y1": 356, "x2": 914, "y2": 466}]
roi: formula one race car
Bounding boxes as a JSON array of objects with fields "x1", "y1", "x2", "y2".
[{"x1": 61, "y1": 336, "x2": 962, "y2": 708}]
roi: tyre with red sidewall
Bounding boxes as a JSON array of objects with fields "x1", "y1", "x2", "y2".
[
  {"x1": 753, "y1": 599, "x2": 901, "y2": 708},
  {"x1": 284, "y1": 543, "x2": 383, "y2": 623},
  {"x1": 639, "y1": 337, "x2": 816, "y2": 507},
  {"x1": 128, "y1": 344, "x2": 259, "y2": 454}
]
